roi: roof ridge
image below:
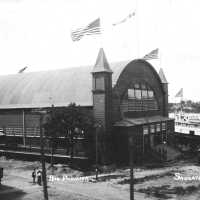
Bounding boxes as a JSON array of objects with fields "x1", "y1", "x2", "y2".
[
  {"x1": 92, "y1": 48, "x2": 113, "y2": 73},
  {"x1": 0, "y1": 60, "x2": 132, "y2": 77}
]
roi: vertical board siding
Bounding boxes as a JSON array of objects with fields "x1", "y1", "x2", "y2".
[
  {"x1": 0, "y1": 111, "x2": 40, "y2": 136},
  {"x1": 25, "y1": 114, "x2": 40, "y2": 136},
  {"x1": 93, "y1": 94, "x2": 105, "y2": 127},
  {"x1": 0, "y1": 113, "x2": 23, "y2": 135}
]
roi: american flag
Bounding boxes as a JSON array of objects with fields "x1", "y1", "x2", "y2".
[
  {"x1": 71, "y1": 18, "x2": 101, "y2": 41},
  {"x1": 143, "y1": 48, "x2": 159, "y2": 60},
  {"x1": 175, "y1": 88, "x2": 183, "y2": 98},
  {"x1": 112, "y1": 12, "x2": 135, "y2": 26}
]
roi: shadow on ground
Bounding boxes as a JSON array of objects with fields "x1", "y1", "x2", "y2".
[
  {"x1": 137, "y1": 184, "x2": 200, "y2": 199},
  {"x1": 0, "y1": 185, "x2": 26, "y2": 200},
  {"x1": 117, "y1": 171, "x2": 177, "y2": 185}
]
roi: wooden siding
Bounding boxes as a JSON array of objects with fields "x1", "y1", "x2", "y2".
[
  {"x1": 93, "y1": 94, "x2": 105, "y2": 127},
  {"x1": 0, "y1": 111, "x2": 40, "y2": 136},
  {"x1": 25, "y1": 114, "x2": 40, "y2": 136},
  {"x1": 0, "y1": 113, "x2": 23, "y2": 135},
  {"x1": 120, "y1": 98, "x2": 158, "y2": 113}
]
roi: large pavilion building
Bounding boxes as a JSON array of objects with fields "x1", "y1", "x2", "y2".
[{"x1": 0, "y1": 48, "x2": 174, "y2": 163}]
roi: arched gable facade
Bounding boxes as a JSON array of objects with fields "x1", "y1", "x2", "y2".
[
  {"x1": 109, "y1": 60, "x2": 174, "y2": 164},
  {"x1": 112, "y1": 59, "x2": 166, "y2": 122}
]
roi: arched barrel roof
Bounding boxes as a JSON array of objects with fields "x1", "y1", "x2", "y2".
[
  {"x1": 0, "y1": 60, "x2": 129, "y2": 109},
  {"x1": 0, "y1": 59, "x2": 161, "y2": 109},
  {"x1": 114, "y1": 59, "x2": 163, "y2": 93}
]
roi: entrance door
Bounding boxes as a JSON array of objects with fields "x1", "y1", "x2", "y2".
[{"x1": 150, "y1": 134, "x2": 154, "y2": 148}]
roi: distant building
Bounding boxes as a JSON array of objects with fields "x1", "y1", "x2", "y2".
[{"x1": 0, "y1": 48, "x2": 174, "y2": 163}]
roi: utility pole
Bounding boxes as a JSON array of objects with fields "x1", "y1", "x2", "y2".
[
  {"x1": 22, "y1": 109, "x2": 26, "y2": 147},
  {"x1": 129, "y1": 136, "x2": 134, "y2": 200},
  {"x1": 95, "y1": 124, "x2": 99, "y2": 181},
  {"x1": 50, "y1": 138, "x2": 53, "y2": 168},
  {"x1": 32, "y1": 109, "x2": 49, "y2": 200},
  {"x1": 39, "y1": 114, "x2": 49, "y2": 200},
  {"x1": 50, "y1": 103, "x2": 54, "y2": 169}
]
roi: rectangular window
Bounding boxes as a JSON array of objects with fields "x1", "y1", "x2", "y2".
[
  {"x1": 135, "y1": 89, "x2": 142, "y2": 99},
  {"x1": 150, "y1": 124, "x2": 155, "y2": 133},
  {"x1": 156, "y1": 124, "x2": 161, "y2": 132},
  {"x1": 95, "y1": 77, "x2": 104, "y2": 90},
  {"x1": 128, "y1": 89, "x2": 135, "y2": 99},
  {"x1": 143, "y1": 126, "x2": 149, "y2": 135},
  {"x1": 162, "y1": 122, "x2": 166, "y2": 130},
  {"x1": 142, "y1": 90, "x2": 148, "y2": 98},
  {"x1": 148, "y1": 90, "x2": 154, "y2": 98}
]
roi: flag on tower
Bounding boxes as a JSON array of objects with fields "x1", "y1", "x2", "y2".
[
  {"x1": 112, "y1": 12, "x2": 135, "y2": 26},
  {"x1": 175, "y1": 88, "x2": 183, "y2": 98},
  {"x1": 71, "y1": 18, "x2": 101, "y2": 42},
  {"x1": 143, "y1": 48, "x2": 159, "y2": 60}
]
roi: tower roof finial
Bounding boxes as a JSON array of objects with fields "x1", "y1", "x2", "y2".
[{"x1": 92, "y1": 48, "x2": 112, "y2": 73}]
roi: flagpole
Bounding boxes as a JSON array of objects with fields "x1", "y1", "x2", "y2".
[
  {"x1": 159, "y1": 49, "x2": 162, "y2": 68},
  {"x1": 135, "y1": 0, "x2": 140, "y2": 58},
  {"x1": 99, "y1": 18, "x2": 104, "y2": 49},
  {"x1": 181, "y1": 89, "x2": 183, "y2": 113}
]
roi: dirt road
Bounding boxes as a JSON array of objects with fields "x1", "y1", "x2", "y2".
[
  {"x1": 0, "y1": 158, "x2": 147, "y2": 200},
  {"x1": 1, "y1": 158, "x2": 200, "y2": 200}
]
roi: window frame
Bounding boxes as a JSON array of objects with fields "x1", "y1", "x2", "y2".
[
  {"x1": 150, "y1": 124, "x2": 155, "y2": 133},
  {"x1": 162, "y1": 122, "x2": 166, "y2": 131},
  {"x1": 94, "y1": 76, "x2": 104, "y2": 90},
  {"x1": 143, "y1": 125, "x2": 149, "y2": 135}
]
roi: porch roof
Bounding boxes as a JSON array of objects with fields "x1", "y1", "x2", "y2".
[{"x1": 114, "y1": 116, "x2": 173, "y2": 127}]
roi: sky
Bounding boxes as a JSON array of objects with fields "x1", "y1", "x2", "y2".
[{"x1": 0, "y1": 0, "x2": 200, "y2": 102}]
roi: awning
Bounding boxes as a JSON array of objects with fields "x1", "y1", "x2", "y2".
[{"x1": 114, "y1": 116, "x2": 173, "y2": 127}]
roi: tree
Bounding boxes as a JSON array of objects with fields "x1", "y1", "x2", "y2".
[{"x1": 43, "y1": 103, "x2": 94, "y2": 164}]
